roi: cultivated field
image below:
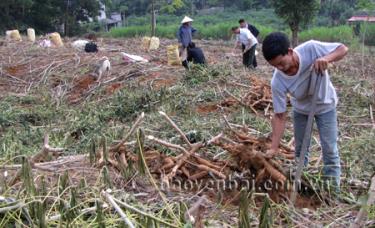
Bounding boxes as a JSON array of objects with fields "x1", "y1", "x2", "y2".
[{"x1": 0, "y1": 37, "x2": 374, "y2": 227}]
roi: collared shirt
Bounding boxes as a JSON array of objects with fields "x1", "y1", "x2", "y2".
[
  {"x1": 271, "y1": 40, "x2": 341, "y2": 114},
  {"x1": 236, "y1": 28, "x2": 258, "y2": 48},
  {"x1": 177, "y1": 25, "x2": 197, "y2": 48}
]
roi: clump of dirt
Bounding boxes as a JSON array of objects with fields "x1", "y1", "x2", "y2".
[
  {"x1": 5, "y1": 64, "x2": 29, "y2": 78},
  {"x1": 152, "y1": 78, "x2": 177, "y2": 90},
  {"x1": 67, "y1": 74, "x2": 97, "y2": 103},
  {"x1": 196, "y1": 99, "x2": 239, "y2": 114},
  {"x1": 105, "y1": 83, "x2": 123, "y2": 95},
  {"x1": 196, "y1": 103, "x2": 219, "y2": 114}
]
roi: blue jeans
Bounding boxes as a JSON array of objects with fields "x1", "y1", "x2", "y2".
[{"x1": 293, "y1": 109, "x2": 341, "y2": 190}]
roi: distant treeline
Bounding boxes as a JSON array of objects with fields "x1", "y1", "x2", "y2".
[
  {"x1": 0, "y1": 0, "x2": 101, "y2": 36},
  {"x1": 110, "y1": 9, "x2": 375, "y2": 47},
  {"x1": 0, "y1": 0, "x2": 364, "y2": 36}
]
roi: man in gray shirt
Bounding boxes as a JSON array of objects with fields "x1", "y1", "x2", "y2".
[{"x1": 262, "y1": 32, "x2": 348, "y2": 192}]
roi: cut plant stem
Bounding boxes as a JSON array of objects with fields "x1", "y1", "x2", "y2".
[
  {"x1": 113, "y1": 198, "x2": 179, "y2": 228},
  {"x1": 102, "y1": 190, "x2": 135, "y2": 228},
  {"x1": 159, "y1": 111, "x2": 192, "y2": 147}
]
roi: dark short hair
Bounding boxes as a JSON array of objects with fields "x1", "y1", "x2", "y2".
[
  {"x1": 231, "y1": 26, "x2": 239, "y2": 32},
  {"x1": 262, "y1": 32, "x2": 290, "y2": 61},
  {"x1": 239, "y1": 19, "x2": 245, "y2": 23},
  {"x1": 188, "y1": 42, "x2": 196, "y2": 48}
]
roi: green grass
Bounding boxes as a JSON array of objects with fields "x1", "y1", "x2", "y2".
[
  {"x1": 299, "y1": 25, "x2": 355, "y2": 44},
  {"x1": 111, "y1": 9, "x2": 281, "y2": 40},
  {"x1": 110, "y1": 22, "x2": 275, "y2": 40},
  {"x1": 112, "y1": 10, "x2": 365, "y2": 46},
  {"x1": 112, "y1": 19, "x2": 358, "y2": 45},
  {"x1": 360, "y1": 23, "x2": 375, "y2": 46},
  {"x1": 125, "y1": 9, "x2": 284, "y2": 29}
]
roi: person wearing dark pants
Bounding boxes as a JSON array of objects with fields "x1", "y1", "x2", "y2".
[
  {"x1": 239, "y1": 19, "x2": 259, "y2": 68},
  {"x1": 231, "y1": 26, "x2": 258, "y2": 69},
  {"x1": 242, "y1": 43, "x2": 257, "y2": 68}
]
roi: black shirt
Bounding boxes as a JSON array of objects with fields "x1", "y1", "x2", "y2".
[
  {"x1": 247, "y1": 24, "x2": 259, "y2": 37},
  {"x1": 187, "y1": 47, "x2": 206, "y2": 65}
]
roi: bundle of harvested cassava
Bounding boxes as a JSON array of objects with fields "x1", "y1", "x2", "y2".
[
  {"x1": 6, "y1": 30, "x2": 22, "y2": 41},
  {"x1": 242, "y1": 76, "x2": 273, "y2": 111},
  {"x1": 49, "y1": 32, "x2": 63, "y2": 47},
  {"x1": 223, "y1": 76, "x2": 273, "y2": 116},
  {"x1": 213, "y1": 130, "x2": 293, "y2": 186},
  {"x1": 142, "y1": 36, "x2": 160, "y2": 50},
  {"x1": 142, "y1": 36, "x2": 151, "y2": 50},
  {"x1": 27, "y1": 28, "x2": 35, "y2": 42},
  {"x1": 149, "y1": 37, "x2": 160, "y2": 50},
  {"x1": 167, "y1": 45, "x2": 181, "y2": 66}
]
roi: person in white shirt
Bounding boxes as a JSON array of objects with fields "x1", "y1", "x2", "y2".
[{"x1": 231, "y1": 26, "x2": 258, "y2": 69}]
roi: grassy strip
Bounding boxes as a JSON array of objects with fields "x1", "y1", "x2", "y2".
[{"x1": 110, "y1": 23, "x2": 359, "y2": 45}]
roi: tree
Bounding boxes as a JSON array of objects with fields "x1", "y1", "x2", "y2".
[
  {"x1": 60, "y1": 0, "x2": 101, "y2": 36},
  {"x1": 0, "y1": 0, "x2": 35, "y2": 31},
  {"x1": 356, "y1": 0, "x2": 375, "y2": 10},
  {"x1": 270, "y1": 0, "x2": 320, "y2": 47},
  {"x1": 0, "y1": 0, "x2": 101, "y2": 35},
  {"x1": 318, "y1": 0, "x2": 359, "y2": 26},
  {"x1": 151, "y1": 0, "x2": 156, "y2": 36},
  {"x1": 29, "y1": 0, "x2": 61, "y2": 33},
  {"x1": 159, "y1": 0, "x2": 185, "y2": 14}
]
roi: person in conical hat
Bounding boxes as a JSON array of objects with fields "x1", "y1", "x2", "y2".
[
  {"x1": 181, "y1": 16, "x2": 193, "y2": 24},
  {"x1": 177, "y1": 16, "x2": 196, "y2": 68}
]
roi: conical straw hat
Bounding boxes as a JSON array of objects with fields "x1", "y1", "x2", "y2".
[{"x1": 181, "y1": 16, "x2": 193, "y2": 24}]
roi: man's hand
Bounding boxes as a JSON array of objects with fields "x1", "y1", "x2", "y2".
[
  {"x1": 314, "y1": 57, "x2": 329, "y2": 74},
  {"x1": 314, "y1": 44, "x2": 349, "y2": 74},
  {"x1": 264, "y1": 148, "x2": 279, "y2": 158}
]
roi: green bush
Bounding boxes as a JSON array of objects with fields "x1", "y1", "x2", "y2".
[
  {"x1": 110, "y1": 25, "x2": 149, "y2": 37},
  {"x1": 299, "y1": 25, "x2": 354, "y2": 44},
  {"x1": 110, "y1": 22, "x2": 275, "y2": 40},
  {"x1": 125, "y1": 9, "x2": 284, "y2": 28},
  {"x1": 360, "y1": 23, "x2": 375, "y2": 46},
  {"x1": 112, "y1": 12, "x2": 358, "y2": 46},
  {"x1": 194, "y1": 22, "x2": 233, "y2": 40},
  {"x1": 156, "y1": 25, "x2": 179, "y2": 39},
  {"x1": 111, "y1": 9, "x2": 280, "y2": 40},
  {"x1": 256, "y1": 24, "x2": 275, "y2": 42}
]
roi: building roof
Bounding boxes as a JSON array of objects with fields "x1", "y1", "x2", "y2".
[{"x1": 348, "y1": 16, "x2": 375, "y2": 22}]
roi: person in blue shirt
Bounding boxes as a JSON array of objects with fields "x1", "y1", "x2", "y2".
[{"x1": 177, "y1": 16, "x2": 196, "y2": 68}]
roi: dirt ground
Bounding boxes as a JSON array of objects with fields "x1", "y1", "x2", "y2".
[{"x1": 0, "y1": 36, "x2": 374, "y2": 227}]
